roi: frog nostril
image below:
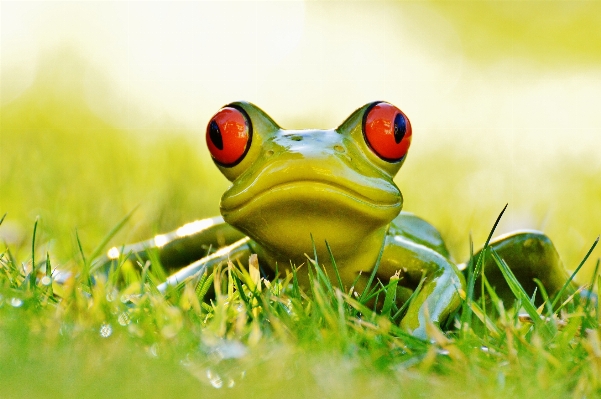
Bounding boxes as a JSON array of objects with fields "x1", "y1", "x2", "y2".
[
  {"x1": 333, "y1": 145, "x2": 345, "y2": 153},
  {"x1": 266, "y1": 150, "x2": 274, "y2": 157}
]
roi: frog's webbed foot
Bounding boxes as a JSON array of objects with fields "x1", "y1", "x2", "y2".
[
  {"x1": 466, "y1": 230, "x2": 572, "y2": 307},
  {"x1": 90, "y1": 216, "x2": 246, "y2": 277}
]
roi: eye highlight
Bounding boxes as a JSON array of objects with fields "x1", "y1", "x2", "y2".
[
  {"x1": 206, "y1": 106, "x2": 252, "y2": 167},
  {"x1": 363, "y1": 102, "x2": 412, "y2": 162}
]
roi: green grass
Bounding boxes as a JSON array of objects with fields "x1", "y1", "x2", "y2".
[
  {"x1": 1, "y1": 214, "x2": 600, "y2": 398},
  {"x1": 2, "y1": 54, "x2": 601, "y2": 398}
]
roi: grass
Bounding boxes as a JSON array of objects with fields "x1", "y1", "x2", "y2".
[
  {"x1": 1, "y1": 213, "x2": 600, "y2": 398},
  {"x1": 2, "y1": 54, "x2": 601, "y2": 398}
]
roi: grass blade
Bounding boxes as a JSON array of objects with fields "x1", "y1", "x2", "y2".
[
  {"x1": 89, "y1": 205, "x2": 139, "y2": 265},
  {"x1": 490, "y1": 247, "x2": 551, "y2": 336},
  {"x1": 381, "y1": 273, "x2": 400, "y2": 318},
  {"x1": 392, "y1": 272, "x2": 426, "y2": 322},
  {"x1": 195, "y1": 270, "x2": 214, "y2": 303},
  {"x1": 325, "y1": 240, "x2": 344, "y2": 292},
  {"x1": 462, "y1": 204, "x2": 507, "y2": 331},
  {"x1": 551, "y1": 236, "x2": 599, "y2": 310},
  {"x1": 358, "y1": 239, "x2": 386, "y2": 304},
  {"x1": 75, "y1": 229, "x2": 92, "y2": 289},
  {"x1": 30, "y1": 216, "x2": 39, "y2": 290},
  {"x1": 584, "y1": 258, "x2": 600, "y2": 312}
]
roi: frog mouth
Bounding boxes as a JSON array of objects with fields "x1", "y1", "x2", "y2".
[{"x1": 220, "y1": 178, "x2": 402, "y2": 223}]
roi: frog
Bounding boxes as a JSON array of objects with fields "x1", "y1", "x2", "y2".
[{"x1": 95, "y1": 101, "x2": 573, "y2": 339}]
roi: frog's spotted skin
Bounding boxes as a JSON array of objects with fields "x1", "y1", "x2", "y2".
[{"x1": 95, "y1": 101, "x2": 573, "y2": 339}]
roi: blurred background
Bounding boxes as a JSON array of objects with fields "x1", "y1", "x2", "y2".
[{"x1": 1, "y1": 1, "x2": 600, "y2": 280}]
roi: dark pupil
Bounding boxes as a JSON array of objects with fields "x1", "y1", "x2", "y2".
[
  {"x1": 393, "y1": 113, "x2": 406, "y2": 144},
  {"x1": 209, "y1": 120, "x2": 224, "y2": 150}
]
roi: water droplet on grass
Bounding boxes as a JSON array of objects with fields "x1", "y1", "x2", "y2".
[
  {"x1": 40, "y1": 276, "x2": 52, "y2": 286},
  {"x1": 10, "y1": 297, "x2": 23, "y2": 308},
  {"x1": 206, "y1": 369, "x2": 223, "y2": 388},
  {"x1": 147, "y1": 343, "x2": 159, "y2": 358},
  {"x1": 118, "y1": 312, "x2": 131, "y2": 326},
  {"x1": 106, "y1": 289, "x2": 118, "y2": 302},
  {"x1": 99, "y1": 323, "x2": 113, "y2": 338}
]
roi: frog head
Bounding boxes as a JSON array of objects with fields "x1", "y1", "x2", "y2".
[{"x1": 206, "y1": 101, "x2": 412, "y2": 270}]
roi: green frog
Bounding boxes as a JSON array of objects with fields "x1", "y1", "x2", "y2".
[{"x1": 98, "y1": 101, "x2": 572, "y2": 338}]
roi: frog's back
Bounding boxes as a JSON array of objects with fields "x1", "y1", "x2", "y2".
[{"x1": 388, "y1": 212, "x2": 450, "y2": 259}]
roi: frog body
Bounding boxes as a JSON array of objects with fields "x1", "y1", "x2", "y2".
[{"x1": 97, "y1": 101, "x2": 573, "y2": 338}]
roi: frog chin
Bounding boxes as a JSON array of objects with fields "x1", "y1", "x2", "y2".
[{"x1": 221, "y1": 182, "x2": 401, "y2": 263}]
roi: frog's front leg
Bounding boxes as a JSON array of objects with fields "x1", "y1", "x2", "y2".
[
  {"x1": 378, "y1": 224, "x2": 464, "y2": 339},
  {"x1": 467, "y1": 230, "x2": 573, "y2": 306},
  {"x1": 91, "y1": 216, "x2": 246, "y2": 276},
  {"x1": 157, "y1": 236, "x2": 252, "y2": 293}
]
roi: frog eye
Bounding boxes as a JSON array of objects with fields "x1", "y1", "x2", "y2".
[
  {"x1": 206, "y1": 106, "x2": 252, "y2": 167},
  {"x1": 362, "y1": 102, "x2": 412, "y2": 162}
]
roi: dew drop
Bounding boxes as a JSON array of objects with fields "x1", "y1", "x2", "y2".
[
  {"x1": 9, "y1": 297, "x2": 23, "y2": 308},
  {"x1": 106, "y1": 289, "x2": 118, "y2": 302},
  {"x1": 206, "y1": 369, "x2": 223, "y2": 389},
  {"x1": 147, "y1": 343, "x2": 159, "y2": 358},
  {"x1": 40, "y1": 276, "x2": 52, "y2": 286},
  {"x1": 99, "y1": 323, "x2": 113, "y2": 338},
  {"x1": 117, "y1": 312, "x2": 131, "y2": 326}
]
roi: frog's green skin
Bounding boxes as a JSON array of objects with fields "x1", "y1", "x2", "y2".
[{"x1": 96, "y1": 101, "x2": 572, "y2": 339}]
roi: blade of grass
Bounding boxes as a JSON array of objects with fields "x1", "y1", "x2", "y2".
[
  {"x1": 139, "y1": 260, "x2": 151, "y2": 295},
  {"x1": 231, "y1": 269, "x2": 251, "y2": 313},
  {"x1": 325, "y1": 240, "x2": 344, "y2": 292},
  {"x1": 381, "y1": 273, "x2": 400, "y2": 318},
  {"x1": 490, "y1": 247, "x2": 550, "y2": 336},
  {"x1": 551, "y1": 236, "x2": 599, "y2": 310},
  {"x1": 341, "y1": 292, "x2": 428, "y2": 348},
  {"x1": 0, "y1": 213, "x2": 6, "y2": 227},
  {"x1": 195, "y1": 269, "x2": 214, "y2": 303},
  {"x1": 29, "y1": 216, "x2": 39, "y2": 290},
  {"x1": 460, "y1": 232, "x2": 475, "y2": 329},
  {"x1": 144, "y1": 247, "x2": 167, "y2": 283},
  {"x1": 463, "y1": 204, "x2": 508, "y2": 330},
  {"x1": 45, "y1": 252, "x2": 54, "y2": 298},
  {"x1": 533, "y1": 278, "x2": 553, "y2": 317},
  {"x1": 358, "y1": 239, "x2": 386, "y2": 304},
  {"x1": 584, "y1": 258, "x2": 600, "y2": 312},
  {"x1": 89, "y1": 206, "x2": 139, "y2": 264},
  {"x1": 469, "y1": 300, "x2": 501, "y2": 338},
  {"x1": 75, "y1": 229, "x2": 92, "y2": 290},
  {"x1": 291, "y1": 262, "x2": 300, "y2": 298},
  {"x1": 392, "y1": 272, "x2": 426, "y2": 322}
]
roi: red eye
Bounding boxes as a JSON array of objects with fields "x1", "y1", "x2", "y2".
[
  {"x1": 363, "y1": 102, "x2": 412, "y2": 162},
  {"x1": 206, "y1": 106, "x2": 252, "y2": 166}
]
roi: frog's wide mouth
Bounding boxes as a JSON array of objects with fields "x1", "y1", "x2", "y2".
[{"x1": 220, "y1": 178, "x2": 402, "y2": 224}]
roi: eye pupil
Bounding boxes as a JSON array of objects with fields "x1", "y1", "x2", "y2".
[
  {"x1": 393, "y1": 113, "x2": 406, "y2": 144},
  {"x1": 209, "y1": 120, "x2": 224, "y2": 150}
]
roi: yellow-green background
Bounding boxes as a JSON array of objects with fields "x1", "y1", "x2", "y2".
[{"x1": 1, "y1": 1, "x2": 600, "y2": 280}]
